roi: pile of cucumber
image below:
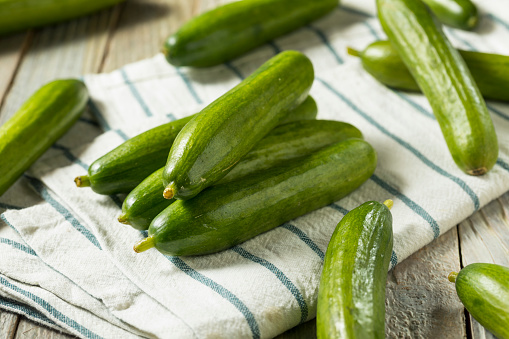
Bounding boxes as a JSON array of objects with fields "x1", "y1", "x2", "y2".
[
  {"x1": 76, "y1": 50, "x2": 377, "y2": 257},
  {"x1": 0, "y1": 0, "x2": 507, "y2": 337}
]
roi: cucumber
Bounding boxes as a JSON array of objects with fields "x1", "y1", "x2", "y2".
[
  {"x1": 134, "y1": 138, "x2": 377, "y2": 256},
  {"x1": 0, "y1": 79, "x2": 88, "y2": 196},
  {"x1": 162, "y1": 50, "x2": 314, "y2": 200},
  {"x1": 0, "y1": 0, "x2": 125, "y2": 35},
  {"x1": 421, "y1": 0, "x2": 478, "y2": 30},
  {"x1": 448, "y1": 263, "x2": 509, "y2": 339},
  {"x1": 317, "y1": 200, "x2": 393, "y2": 339},
  {"x1": 348, "y1": 41, "x2": 509, "y2": 102},
  {"x1": 163, "y1": 0, "x2": 338, "y2": 67},
  {"x1": 75, "y1": 95, "x2": 317, "y2": 195},
  {"x1": 377, "y1": 0, "x2": 498, "y2": 176},
  {"x1": 119, "y1": 120, "x2": 363, "y2": 230}
]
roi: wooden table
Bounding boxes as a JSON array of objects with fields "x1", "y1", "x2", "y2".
[{"x1": 0, "y1": 1, "x2": 507, "y2": 338}]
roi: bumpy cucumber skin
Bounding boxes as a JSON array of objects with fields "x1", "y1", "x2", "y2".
[
  {"x1": 421, "y1": 0, "x2": 478, "y2": 30},
  {"x1": 359, "y1": 40, "x2": 509, "y2": 102},
  {"x1": 317, "y1": 201, "x2": 393, "y2": 339},
  {"x1": 0, "y1": 0, "x2": 124, "y2": 35},
  {"x1": 0, "y1": 79, "x2": 88, "y2": 196},
  {"x1": 163, "y1": 50, "x2": 314, "y2": 200},
  {"x1": 86, "y1": 96, "x2": 316, "y2": 195},
  {"x1": 164, "y1": 0, "x2": 338, "y2": 67},
  {"x1": 149, "y1": 139, "x2": 377, "y2": 256},
  {"x1": 88, "y1": 116, "x2": 193, "y2": 195},
  {"x1": 121, "y1": 120, "x2": 362, "y2": 230},
  {"x1": 377, "y1": 0, "x2": 498, "y2": 176},
  {"x1": 455, "y1": 263, "x2": 509, "y2": 339}
]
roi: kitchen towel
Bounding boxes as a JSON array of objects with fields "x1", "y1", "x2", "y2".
[{"x1": 1, "y1": 0, "x2": 509, "y2": 338}]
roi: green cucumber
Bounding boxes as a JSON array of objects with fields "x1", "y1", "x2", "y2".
[
  {"x1": 162, "y1": 50, "x2": 314, "y2": 200},
  {"x1": 0, "y1": 79, "x2": 88, "y2": 196},
  {"x1": 0, "y1": 0, "x2": 125, "y2": 35},
  {"x1": 348, "y1": 41, "x2": 509, "y2": 102},
  {"x1": 377, "y1": 0, "x2": 498, "y2": 176},
  {"x1": 449, "y1": 263, "x2": 509, "y2": 339},
  {"x1": 163, "y1": 0, "x2": 338, "y2": 67},
  {"x1": 317, "y1": 200, "x2": 393, "y2": 339},
  {"x1": 75, "y1": 95, "x2": 317, "y2": 195},
  {"x1": 134, "y1": 138, "x2": 377, "y2": 256},
  {"x1": 119, "y1": 120, "x2": 363, "y2": 230},
  {"x1": 421, "y1": 0, "x2": 478, "y2": 30}
]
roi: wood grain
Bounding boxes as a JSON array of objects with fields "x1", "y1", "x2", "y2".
[
  {"x1": 0, "y1": 309, "x2": 19, "y2": 339},
  {"x1": 0, "y1": 7, "x2": 118, "y2": 125},
  {"x1": 14, "y1": 318, "x2": 74, "y2": 339},
  {"x1": 458, "y1": 191, "x2": 509, "y2": 339}
]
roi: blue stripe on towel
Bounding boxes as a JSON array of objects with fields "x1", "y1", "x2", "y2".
[
  {"x1": 340, "y1": 6, "x2": 374, "y2": 18},
  {"x1": 166, "y1": 256, "x2": 261, "y2": 339},
  {"x1": 371, "y1": 174, "x2": 440, "y2": 238},
  {"x1": 317, "y1": 78, "x2": 481, "y2": 212},
  {"x1": 87, "y1": 99, "x2": 111, "y2": 132},
  {"x1": 52, "y1": 144, "x2": 89, "y2": 171},
  {"x1": 231, "y1": 246, "x2": 309, "y2": 324},
  {"x1": 120, "y1": 68, "x2": 153, "y2": 117},
  {"x1": 175, "y1": 67, "x2": 203, "y2": 104},
  {"x1": 497, "y1": 158, "x2": 509, "y2": 172},
  {"x1": 0, "y1": 296, "x2": 56, "y2": 325},
  {"x1": 306, "y1": 25, "x2": 343, "y2": 64},
  {"x1": 281, "y1": 223, "x2": 325, "y2": 260},
  {"x1": 224, "y1": 62, "x2": 245, "y2": 80},
  {"x1": 0, "y1": 276, "x2": 102, "y2": 339},
  {"x1": 24, "y1": 176, "x2": 102, "y2": 250},
  {"x1": 390, "y1": 251, "x2": 398, "y2": 269},
  {"x1": 0, "y1": 235, "x2": 37, "y2": 257},
  {"x1": 487, "y1": 13, "x2": 509, "y2": 32}
]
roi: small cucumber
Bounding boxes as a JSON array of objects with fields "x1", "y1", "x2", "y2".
[
  {"x1": 163, "y1": 0, "x2": 338, "y2": 67},
  {"x1": 0, "y1": 79, "x2": 88, "y2": 196},
  {"x1": 377, "y1": 0, "x2": 498, "y2": 176},
  {"x1": 421, "y1": 0, "x2": 478, "y2": 30},
  {"x1": 162, "y1": 50, "x2": 314, "y2": 200},
  {"x1": 134, "y1": 138, "x2": 377, "y2": 256},
  {"x1": 349, "y1": 41, "x2": 509, "y2": 102},
  {"x1": 119, "y1": 120, "x2": 363, "y2": 230},
  {"x1": 317, "y1": 200, "x2": 394, "y2": 339},
  {"x1": 75, "y1": 95, "x2": 317, "y2": 195},
  {"x1": 0, "y1": 0, "x2": 125, "y2": 35},
  {"x1": 449, "y1": 263, "x2": 509, "y2": 339}
]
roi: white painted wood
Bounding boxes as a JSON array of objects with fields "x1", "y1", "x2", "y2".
[
  {"x1": 0, "y1": 309, "x2": 19, "y2": 339},
  {"x1": 0, "y1": 32, "x2": 30, "y2": 110}
]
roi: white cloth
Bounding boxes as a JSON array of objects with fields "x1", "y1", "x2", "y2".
[{"x1": 1, "y1": 0, "x2": 509, "y2": 338}]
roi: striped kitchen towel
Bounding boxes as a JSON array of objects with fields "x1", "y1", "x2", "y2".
[{"x1": 1, "y1": 0, "x2": 509, "y2": 338}]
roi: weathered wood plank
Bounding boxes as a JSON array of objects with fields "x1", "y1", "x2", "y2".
[
  {"x1": 276, "y1": 228, "x2": 466, "y2": 339},
  {"x1": 0, "y1": 32, "x2": 31, "y2": 111},
  {"x1": 458, "y1": 191, "x2": 509, "y2": 339},
  {"x1": 0, "y1": 309, "x2": 19, "y2": 339},
  {"x1": 14, "y1": 318, "x2": 74, "y2": 339},
  {"x1": 102, "y1": 0, "x2": 190, "y2": 72},
  {"x1": 0, "y1": 7, "x2": 118, "y2": 125}
]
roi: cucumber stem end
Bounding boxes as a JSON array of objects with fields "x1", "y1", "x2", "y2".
[
  {"x1": 347, "y1": 47, "x2": 362, "y2": 58},
  {"x1": 134, "y1": 236, "x2": 155, "y2": 253},
  {"x1": 118, "y1": 214, "x2": 130, "y2": 225},
  {"x1": 75, "y1": 175, "x2": 91, "y2": 187},
  {"x1": 383, "y1": 199, "x2": 394, "y2": 210},
  {"x1": 448, "y1": 271, "x2": 458, "y2": 283}
]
